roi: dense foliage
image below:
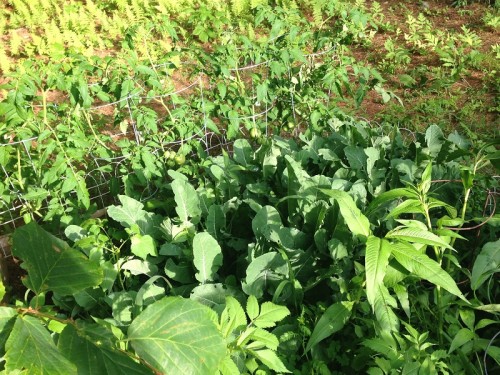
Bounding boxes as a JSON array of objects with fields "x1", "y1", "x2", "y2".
[
  {"x1": 1, "y1": 121, "x2": 499, "y2": 373},
  {"x1": 0, "y1": 0, "x2": 499, "y2": 374}
]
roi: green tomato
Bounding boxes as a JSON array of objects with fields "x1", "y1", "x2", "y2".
[
  {"x1": 174, "y1": 154, "x2": 186, "y2": 165},
  {"x1": 287, "y1": 121, "x2": 295, "y2": 130},
  {"x1": 249, "y1": 127, "x2": 261, "y2": 139}
]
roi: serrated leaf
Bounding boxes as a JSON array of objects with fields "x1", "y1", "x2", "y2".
[
  {"x1": 218, "y1": 356, "x2": 240, "y2": 375},
  {"x1": 449, "y1": 328, "x2": 475, "y2": 354},
  {"x1": 171, "y1": 178, "x2": 202, "y2": 223},
  {"x1": 306, "y1": 301, "x2": 353, "y2": 352},
  {"x1": 471, "y1": 239, "x2": 500, "y2": 290},
  {"x1": 246, "y1": 328, "x2": 279, "y2": 350},
  {"x1": 319, "y1": 189, "x2": 370, "y2": 238},
  {"x1": 5, "y1": 315, "x2": 77, "y2": 374},
  {"x1": 251, "y1": 349, "x2": 290, "y2": 373},
  {"x1": 390, "y1": 241, "x2": 467, "y2": 301},
  {"x1": 0, "y1": 307, "x2": 16, "y2": 356},
  {"x1": 365, "y1": 236, "x2": 392, "y2": 309},
  {"x1": 12, "y1": 222, "x2": 103, "y2": 296},
  {"x1": 246, "y1": 295, "x2": 259, "y2": 321},
  {"x1": 128, "y1": 297, "x2": 225, "y2": 375},
  {"x1": 253, "y1": 301, "x2": 290, "y2": 329},
  {"x1": 193, "y1": 232, "x2": 223, "y2": 283},
  {"x1": 220, "y1": 296, "x2": 247, "y2": 338},
  {"x1": 386, "y1": 228, "x2": 453, "y2": 250},
  {"x1": 58, "y1": 324, "x2": 152, "y2": 374}
]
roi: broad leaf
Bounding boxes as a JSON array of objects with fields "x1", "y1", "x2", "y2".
[
  {"x1": 207, "y1": 204, "x2": 225, "y2": 240},
  {"x1": 390, "y1": 241, "x2": 467, "y2": 301},
  {"x1": 319, "y1": 189, "x2": 370, "y2": 238},
  {"x1": 448, "y1": 328, "x2": 475, "y2": 354},
  {"x1": 471, "y1": 239, "x2": 500, "y2": 290},
  {"x1": 5, "y1": 315, "x2": 77, "y2": 374},
  {"x1": 425, "y1": 125, "x2": 444, "y2": 157},
  {"x1": 252, "y1": 205, "x2": 282, "y2": 242},
  {"x1": 107, "y1": 195, "x2": 160, "y2": 236},
  {"x1": 12, "y1": 222, "x2": 103, "y2": 296},
  {"x1": 171, "y1": 178, "x2": 202, "y2": 223},
  {"x1": 58, "y1": 324, "x2": 152, "y2": 374},
  {"x1": 242, "y1": 252, "x2": 288, "y2": 298},
  {"x1": 193, "y1": 232, "x2": 223, "y2": 283},
  {"x1": 233, "y1": 139, "x2": 253, "y2": 166},
  {"x1": 305, "y1": 301, "x2": 353, "y2": 352},
  {"x1": 365, "y1": 236, "x2": 392, "y2": 309},
  {"x1": 130, "y1": 234, "x2": 157, "y2": 260},
  {"x1": 0, "y1": 307, "x2": 16, "y2": 356},
  {"x1": 345, "y1": 145, "x2": 367, "y2": 170},
  {"x1": 128, "y1": 297, "x2": 225, "y2": 375}
]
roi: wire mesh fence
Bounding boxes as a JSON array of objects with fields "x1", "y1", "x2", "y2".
[{"x1": 0, "y1": 46, "x2": 339, "y2": 256}]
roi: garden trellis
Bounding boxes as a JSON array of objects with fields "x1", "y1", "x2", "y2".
[{"x1": 0, "y1": 43, "x2": 341, "y2": 256}]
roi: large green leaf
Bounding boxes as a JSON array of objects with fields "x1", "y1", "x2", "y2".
[
  {"x1": 128, "y1": 297, "x2": 225, "y2": 375},
  {"x1": 425, "y1": 125, "x2": 445, "y2": 157},
  {"x1": 107, "y1": 195, "x2": 160, "y2": 236},
  {"x1": 58, "y1": 324, "x2": 152, "y2": 375},
  {"x1": 386, "y1": 228, "x2": 453, "y2": 250},
  {"x1": 252, "y1": 205, "x2": 282, "y2": 242},
  {"x1": 345, "y1": 145, "x2": 367, "y2": 170},
  {"x1": 365, "y1": 236, "x2": 392, "y2": 309},
  {"x1": 366, "y1": 188, "x2": 419, "y2": 216},
  {"x1": 373, "y1": 284, "x2": 399, "y2": 332},
  {"x1": 12, "y1": 222, "x2": 103, "y2": 296},
  {"x1": 171, "y1": 178, "x2": 202, "y2": 223},
  {"x1": 471, "y1": 239, "x2": 500, "y2": 290},
  {"x1": 390, "y1": 241, "x2": 467, "y2": 301},
  {"x1": 319, "y1": 189, "x2": 370, "y2": 238},
  {"x1": 193, "y1": 232, "x2": 223, "y2": 283},
  {"x1": 242, "y1": 252, "x2": 288, "y2": 298},
  {"x1": 207, "y1": 204, "x2": 225, "y2": 240},
  {"x1": 5, "y1": 315, "x2": 77, "y2": 374},
  {"x1": 305, "y1": 301, "x2": 353, "y2": 352},
  {"x1": 0, "y1": 307, "x2": 16, "y2": 356}
]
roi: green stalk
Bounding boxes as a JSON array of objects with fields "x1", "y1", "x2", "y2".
[{"x1": 422, "y1": 194, "x2": 444, "y2": 346}]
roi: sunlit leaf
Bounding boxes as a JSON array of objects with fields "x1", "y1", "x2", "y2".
[{"x1": 128, "y1": 297, "x2": 225, "y2": 375}]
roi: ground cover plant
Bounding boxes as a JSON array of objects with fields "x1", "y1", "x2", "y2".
[
  {"x1": 0, "y1": 0, "x2": 499, "y2": 374},
  {"x1": 1, "y1": 122, "x2": 500, "y2": 374}
]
